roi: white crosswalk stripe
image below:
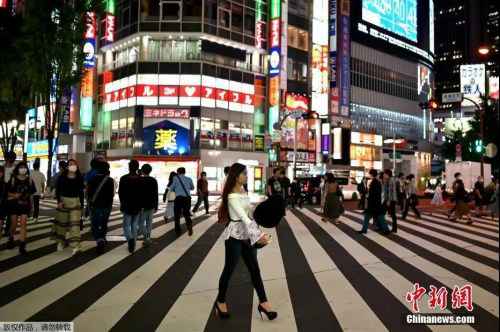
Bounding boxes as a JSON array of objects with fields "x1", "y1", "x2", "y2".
[{"x1": 0, "y1": 206, "x2": 497, "y2": 331}]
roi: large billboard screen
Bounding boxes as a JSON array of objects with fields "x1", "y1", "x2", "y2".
[{"x1": 362, "y1": 0, "x2": 417, "y2": 42}]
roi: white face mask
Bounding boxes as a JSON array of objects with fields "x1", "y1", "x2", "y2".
[
  {"x1": 68, "y1": 165, "x2": 78, "y2": 173},
  {"x1": 18, "y1": 168, "x2": 27, "y2": 175}
]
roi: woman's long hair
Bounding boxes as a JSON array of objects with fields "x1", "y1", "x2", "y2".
[
  {"x1": 12, "y1": 162, "x2": 30, "y2": 179},
  {"x1": 167, "y1": 171, "x2": 176, "y2": 187},
  {"x1": 219, "y1": 163, "x2": 246, "y2": 220},
  {"x1": 63, "y1": 159, "x2": 82, "y2": 178}
]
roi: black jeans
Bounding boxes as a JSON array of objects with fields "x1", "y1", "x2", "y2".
[
  {"x1": 192, "y1": 193, "x2": 209, "y2": 214},
  {"x1": 402, "y1": 195, "x2": 421, "y2": 219},
  {"x1": 217, "y1": 237, "x2": 267, "y2": 303},
  {"x1": 91, "y1": 207, "x2": 112, "y2": 243},
  {"x1": 174, "y1": 196, "x2": 192, "y2": 231},
  {"x1": 32, "y1": 195, "x2": 40, "y2": 219},
  {"x1": 386, "y1": 201, "x2": 397, "y2": 231}
]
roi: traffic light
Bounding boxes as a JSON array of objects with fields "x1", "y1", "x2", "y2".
[
  {"x1": 474, "y1": 139, "x2": 483, "y2": 153},
  {"x1": 419, "y1": 99, "x2": 439, "y2": 110}
]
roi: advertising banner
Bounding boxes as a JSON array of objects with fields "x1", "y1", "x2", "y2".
[
  {"x1": 27, "y1": 140, "x2": 49, "y2": 157},
  {"x1": 83, "y1": 12, "x2": 96, "y2": 68},
  {"x1": 268, "y1": 0, "x2": 281, "y2": 140},
  {"x1": 59, "y1": 89, "x2": 71, "y2": 134},
  {"x1": 418, "y1": 64, "x2": 433, "y2": 102},
  {"x1": 489, "y1": 76, "x2": 499, "y2": 100},
  {"x1": 312, "y1": 0, "x2": 329, "y2": 116},
  {"x1": 338, "y1": 0, "x2": 351, "y2": 118},
  {"x1": 142, "y1": 110, "x2": 191, "y2": 156},
  {"x1": 460, "y1": 64, "x2": 485, "y2": 106},
  {"x1": 329, "y1": 0, "x2": 339, "y2": 115}
]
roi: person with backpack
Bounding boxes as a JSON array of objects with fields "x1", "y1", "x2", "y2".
[
  {"x1": 214, "y1": 163, "x2": 276, "y2": 321},
  {"x1": 87, "y1": 161, "x2": 115, "y2": 254},
  {"x1": 139, "y1": 164, "x2": 158, "y2": 247},
  {"x1": 169, "y1": 167, "x2": 194, "y2": 236},
  {"x1": 163, "y1": 171, "x2": 177, "y2": 222},
  {"x1": 5, "y1": 162, "x2": 37, "y2": 253},
  {"x1": 119, "y1": 160, "x2": 143, "y2": 253},
  {"x1": 55, "y1": 159, "x2": 85, "y2": 255}
]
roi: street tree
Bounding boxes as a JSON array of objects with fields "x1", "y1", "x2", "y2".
[
  {"x1": 19, "y1": 0, "x2": 101, "y2": 180},
  {"x1": 0, "y1": 9, "x2": 32, "y2": 160}
]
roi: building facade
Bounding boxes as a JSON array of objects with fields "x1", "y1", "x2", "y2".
[{"x1": 93, "y1": 0, "x2": 270, "y2": 193}]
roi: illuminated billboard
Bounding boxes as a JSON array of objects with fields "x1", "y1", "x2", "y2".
[
  {"x1": 418, "y1": 64, "x2": 432, "y2": 102},
  {"x1": 460, "y1": 64, "x2": 485, "y2": 107},
  {"x1": 312, "y1": 0, "x2": 329, "y2": 116},
  {"x1": 268, "y1": 0, "x2": 281, "y2": 140},
  {"x1": 362, "y1": 0, "x2": 417, "y2": 42},
  {"x1": 429, "y1": 0, "x2": 434, "y2": 54}
]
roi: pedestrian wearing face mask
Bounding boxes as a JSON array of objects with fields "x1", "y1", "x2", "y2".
[
  {"x1": 5, "y1": 162, "x2": 36, "y2": 254},
  {"x1": 55, "y1": 159, "x2": 85, "y2": 255}
]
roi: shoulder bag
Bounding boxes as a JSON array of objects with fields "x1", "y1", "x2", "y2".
[{"x1": 176, "y1": 175, "x2": 192, "y2": 205}]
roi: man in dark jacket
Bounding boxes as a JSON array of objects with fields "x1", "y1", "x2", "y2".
[
  {"x1": 139, "y1": 164, "x2": 158, "y2": 247},
  {"x1": 87, "y1": 161, "x2": 115, "y2": 254},
  {"x1": 119, "y1": 160, "x2": 142, "y2": 253},
  {"x1": 192, "y1": 172, "x2": 209, "y2": 215},
  {"x1": 358, "y1": 169, "x2": 390, "y2": 235}
]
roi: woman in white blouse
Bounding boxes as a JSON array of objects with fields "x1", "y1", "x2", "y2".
[{"x1": 214, "y1": 163, "x2": 277, "y2": 320}]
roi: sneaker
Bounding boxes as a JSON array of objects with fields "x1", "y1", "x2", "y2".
[
  {"x1": 143, "y1": 238, "x2": 151, "y2": 247},
  {"x1": 187, "y1": 225, "x2": 193, "y2": 236},
  {"x1": 72, "y1": 248, "x2": 81, "y2": 256},
  {"x1": 57, "y1": 243, "x2": 65, "y2": 251},
  {"x1": 357, "y1": 230, "x2": 367, "y2": 234},
  {"x1": 19, "y1": 242, "x2": 27, "y2": 255},
  {"x1": 96, "y1": 241, "x2": 105, "y2": 254}
]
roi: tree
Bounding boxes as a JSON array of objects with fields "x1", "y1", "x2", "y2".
[
  {"x1": 441, "y1": 95, "x2": 499, "y2": 174},
  {"x1": 0, "y1": 9, "x2": 32, "y2": 160},
  {"x1": 19, "y1": 0, "x2": 101, "y2": 179}
]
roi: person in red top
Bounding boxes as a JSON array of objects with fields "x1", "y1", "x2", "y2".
[{"x1": 192, "y1": 172, "x2": 209, "y2": 215}]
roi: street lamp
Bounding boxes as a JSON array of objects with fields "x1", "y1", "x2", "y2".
[{"x1": 384, "y1": 137, "x2": 405, "y2": 173}]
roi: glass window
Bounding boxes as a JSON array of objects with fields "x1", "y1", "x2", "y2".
[
  {"x1": 172, "y1": 40, "x2": 185, "y2": 61},
  {"x1": 183, "y1": 0, "x2": 202, "y2": 21},
  {"x1": 141, "y1": 0, "x2": 160, "y2": 21},
  {"x1": 186, "y1": 40, "x2": 201, "y2": 60},
  {"x1": 161, "y1": 1, "x2": 181, "y2": 21},
  {"x1": 228, "y1": 122, "x2": 241, "y2": 150},
  {"x1": 244, "y1": 9, "x2": 255, "y2": 35},
  {"x1": 218, "y1": 7, "x2": 230, "y2": 29},
  {"x1": 241, "y1": 122, "x2": 253, "y2": 151},
  {"x1": 200, "y1": 117, "x2": 215, "y2": 148},
  {"x1": 204, "y1": 0, "x2": 217, "y2": 25},
  {"x1": 216, "y1": 119, "x2": 228, "y2": 149}
]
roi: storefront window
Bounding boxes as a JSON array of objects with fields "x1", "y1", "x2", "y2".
[
  {"x1": 241, "y1": 122, "x2": 253, "y2": 151},
  {"x1": 228, "y1": 121, "x2": 242, "y2": 150},
  {"x1": 186, "y1": 40, "x2": 201, "y2": 60},
  {"x1": 172, "y1": 40, "x2": 185, "y2": 61},
  {"x1": 215, "y1": 119, "x2": 228, "y2": 149},
  {"x1": 200, "y1": 117, "x2": 215, "y2": 148}
]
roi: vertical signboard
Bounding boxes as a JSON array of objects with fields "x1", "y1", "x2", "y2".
[
  {"x1": 460, "y1": 64, "x2": 485, "y2": 107},
  {"x1": 338, "y1": 0, "x2": 350, "y2": 117},
  {"x1": 80, "y1": 12, "x2": 96, "y2": 130},
  {"x1": 329, "y1": 0, "x2": 338, "y2": 116},
  {"x1": 255, "y1": 0, "x2": 264, "y2": 48},
  {"x1": 0, "y1": 0, "x2": 7, "y2": 8},
  {"x1": 103, "y1": 0, "x2": 116, "y2": 45},
  {"x1": 311, "y1": 0, "x2": 329, "y2": 116},
  {"x1": 268, "y1": 0, "x2": 281, "y2": 141},
  {"x1": 59, "y1": 89, "x2": 71, "y2": 134},
  {"x1": 429, "y1": 0, "x2": 434, "y2": 54}
]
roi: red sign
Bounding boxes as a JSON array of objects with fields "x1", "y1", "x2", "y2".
[
  {"x1": 81, "y1": 69, "x2": 94, "y2": 98},
  {"x1": 84, "y1": 12, "x2": 96, "y2": 39},
  {"x1": 269, "y1": 19, "x2": 280, "y2": 48},
  {"x1": 255, "y1": 21, "x2": 264, "y2": 48},
  {"x1": 216, "y1": 89, "x2": 229, "y2": 101},
  {"x1": 137, "y1": 84, "x2": 158, "y2": 97},
  {"x1": 159, "y1": 86, "x2": 178, "y2": 97},
  {"x1": 144, "y1": 108, "x2": 190, "y2": 119},
  {"x1": 180, "y1": 85, "x2": 201, "y2": 97},
  {"x1": 104, "y1": 14, "x2": 115, "y2": 42},
  {"x1": 201, "y1": 87, "x2": 215, "y2": 99},
  {"x1": 1, "y1": 0, "x2": 8, "y2": 8}
]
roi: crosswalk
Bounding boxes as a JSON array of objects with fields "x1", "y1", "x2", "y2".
[{"x1": 0, "y1": 201, "x2": 498, "y2": 332}]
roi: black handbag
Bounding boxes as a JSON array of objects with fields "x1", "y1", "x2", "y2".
[{"x1": 253, "y1": 195, "x2": 286, "y2": 228}]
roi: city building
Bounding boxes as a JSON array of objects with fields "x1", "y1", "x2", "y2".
[
  {"x1": 92, "y1": 0, "x2": 270, "y2": 193},
  {"x1": 342, "y1": 0, "x2": 435, "y2": 183}
]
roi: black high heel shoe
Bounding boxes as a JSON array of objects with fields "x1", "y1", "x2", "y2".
[
  {"x1": 213, "y1": 301, "x2": 230, "y2": 319},
  {"x1": 257, "y1": 304, "x2": 277, "y2": 320}
]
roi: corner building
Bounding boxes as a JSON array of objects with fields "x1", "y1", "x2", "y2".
[{"x1": 94, "y1": 0, "x2": 269, "y2": 193}]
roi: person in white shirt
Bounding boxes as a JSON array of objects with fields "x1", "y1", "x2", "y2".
[
  {"x1": 214, "y1": 163, "x2": 277, "y2": 321},
  {"x1": 30, "y1": 158, "x2": 46, "y2": 222},
  {"x1": 3, "y1": 151, "x2": 17, "y2": 183}
]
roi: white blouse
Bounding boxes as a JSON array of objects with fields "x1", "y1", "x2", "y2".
[{"x1": 222, "y1": 192, "x2": 263, "y2": 245}]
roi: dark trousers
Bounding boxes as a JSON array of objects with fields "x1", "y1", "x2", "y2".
[
  {"x1": 386, "y1": 201, "x2": 397, "y2": 231},
  {"x1": 90, "y1": 207, "x2": 112, "y2": 243},
  {"x1": 360, "y1": 212, "x2": 390, "y2": 233},
  {"x1": 217, "y1": 237, "x2": 267, "y2": 303},
  {"x1": 32, "y1": 195, "x2": 40, "y2": 219},
  {"x1": 174, "y1": 196, "x2": 192, "y2": 231},
  {"x1": 291, "y1": 193, "x2": 303, "y2": 208},
  {"x1": 358, "y1": 194, "x2": 366, "y2": 209},
  {"x1": 192, "y1": 193, "x2": 209, "y2": 214},
  {"x1": 402, "y1": 195, "x2": 421, "y2": 219}
]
